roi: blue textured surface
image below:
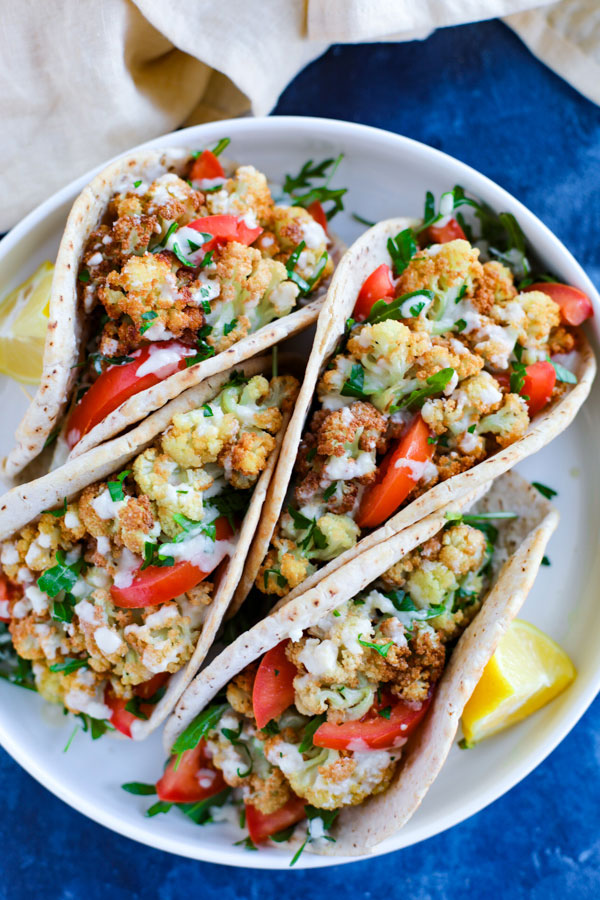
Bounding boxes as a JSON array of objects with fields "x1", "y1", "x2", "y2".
[{"x1": 2, "y1": 19, "x2": 600, "y2": 899}]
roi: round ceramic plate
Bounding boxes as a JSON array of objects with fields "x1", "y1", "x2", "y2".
[{"x1": 0, "y1": 117, "x2": 598, "y2": 869}]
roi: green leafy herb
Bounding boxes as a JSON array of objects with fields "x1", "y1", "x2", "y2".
[
  {"x1": 49, "y1": 658, "x2": 88, "y2": 674},
  {"x1": 133, "y1": 180, "x2": 142, "y2": 188},
  {"x1": 206, "y1": 486, "x2": 250, "y2": 530},
  {"x1": 185, "y1": 328, "x2": 216, "y2": 366},
  {"x1": 341, "y1": 362, "x2": 367, "y2": 399},
  {"x1": 352, "y1": 213, "x2": 375, "y2": 227},
  {"x1": 44, "y1": 497, "x2": 67, "y2": 518},
  {"x1": 121, "y1": 782, "x2": 157, "y2": 795},
  {"x1": 366, "y1": 289, "x2": 434, "y2": 325},
  {"x1": 387, "y1": 228, "x2": 416, "y2": 276},
  {"x1": 141, "y1": 542, "x2": 174, "y2": 570},
  {"x1": 234, "y1": 837, "x2": 258, "y2": 851},
  {"x1": 78, "y1": 269, "x2": 90, "y2": 283},
  {"x1": 212, "y1": 137, "x2": 230, "y2": 157},
  {"x1": 298, "y1": 714, "x2": 326, "y2": 753},
  {"x1": 146, "y1": 801, "x2": 173, "y2": 817},
  {"x1": 179, "y1": 788, "x2": 231, "y2": 826},
  {"x1": 139, "y1": 310, "x2": 158, "y2": 335},
  {"x1": 548, "y1": 357, "x2": 577, "y2": 384},
  {"x1": 322, "y1": 482, "x2": 338, "y2": 501},
  {"x1": 224, "y1": 319, "x2": 238, "y2": 336},
  {"x1": 87, "y1": 352, "x2": 135, "y2": 375},
  {"x1": 542, "y1": 555, "x2": 551, "y2": 566},
  {"x1": 263, "y1": 567, "x2": 287, "y2": 590},
  {"x1": 125, "y1": 683, "x2": 166, "y2": 720},
  {"x1": 271, "y1": 825, "x2": 297, "y2": 843},
  {"x1": 37, "y1": 550, "x2": 83, "y2": 598},
  {"x1": 171, "y1": 701, "x2": 228, "y2": 756},
  {"x1": 393, "y1": 368, "x2": 454, "y2": 411},
  {"x1": 43, "y1": 427, "x2": 60, "y2": 449},
  {"x1": 510, "y1": 359, "x2": 528, "y2": 395},
  {"x1": 51, "y1": 592, "x2": 77, "y2": 624},
  {"x1": 332, "y1": 609, "x2": 341, "y2": 618},
  {"x1": 532, "y1": 482, "x2": 557, "y2": 500},
  {"x1": 283, "y1": 155, "x2": 347, "y2": 220},
  {"x1": 107, "y1": 470, "x2": 130, "y2": 502},
  {"x1": 261, "y1": 719, "x2": 280, "y2": 736},
  {"x1": 202, "y1": 404, "x2": 213, "y2": 418},
  {"x1": 378, "y1": 706, "x2": 392, "y2": 719},
  {"x1": 357, "y1": 635, "x2": 394, "y2": 658},
  {"x1": 221, "y1": 721, "x2": 253, "y2": 777},
  {"x1": 455, "y1": 318, "x2": 467, "y2": 332}
]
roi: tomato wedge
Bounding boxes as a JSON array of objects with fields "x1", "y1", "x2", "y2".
[
  {"x1": 521, "y1": 360, "x2": 556, "y2": 417},
  {"x1": 110, "y1": 517, "x2": 233, "y2": 608},
  {"x1": 252, "y1": 639, "x2": 297, "y2": 729},
  {"x1": 66, "y1": 340, "x2": 194, "y2": 448},
  {"x1": 356, "y1": 414, "x2": 433, "y2": 530},
  {"x1": 524, "y1": 282, "x2": 593, "y2": 327},
  {"x1": 188, "y1": 214, "x2": 262, "y2": 252},
  {"x1": 157, "y1": 741, "x2": 226, "y2": 803},
  {"x1": 245, "y1": 794, "x2": 307, "y2": 844},
  {"x1": 353, "y1": 264, "x2": 395, "y2": 322},
  {"x1": 307, "y1": 200, "x2": 328, "y2": 233},
  {"x1": 314, "y1": 691, "x2": 433, "y2": 751},
  {"x1": 189, "y1": 149, "x2": 225, "y2": 182},
  {"x1": 426, "y1": 217, "x2": 466, "y2": 245},
  {"x1": 105, "y1": 673, "x2": 170, "y2": 737}
]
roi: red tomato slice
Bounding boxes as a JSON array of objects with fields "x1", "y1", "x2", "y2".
[
  {"x1": 314, "y1": 691, "x2": 433, "y2": 751},
  {"x1": 105, "y1": 673, "x2": 171, "y2": 737},
  {"x1": 0, "y1": 575, "x2": 15, "y2": 623},
  {"x1": 66, "y1": 340, "x2": 194, "y2": 449},
  {"x1": 252, "y1": 640, "x2": 297, "y2": 729},
  {"x1": 426, "y1": 217, "x2": 466, "y2": 244},
  {"x1": 356, "y1": 414, "x2": 433, "y2": 530},
  {"x1": 245, "y1": 794, "x2": 307, "y2": 845},
  {"x1": 110, "y1": 517, "x2": 233, "y2": 609},
  {"x1": 353, "y1": 264, "x2": 395, "y2": 322},
  {"x1": 189, "y1": 150, "x2": 225, "y2": 182},
  {"x1": 307, "y1": 200, "x2": 328, "y2": 233},
  {"x1": 188, "y1": 214, "x2": 263, "y2": 252},
  {"x1": 521, "y1": 360, "x2": 556, "y2": 417},
  {"x1": 524, "y1": 282, "x2": 593, "y2": 327},
  {"x1": 157, "y1": 740, "x2": 227, "y2": 803}
]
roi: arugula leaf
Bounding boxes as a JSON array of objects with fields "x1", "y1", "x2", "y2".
[
  {"x1": 180, "y1": 787, "x2": 231, "y2": 825},
  {"x1": 283, "y1": 155, "x2": 347, "y2": 220},
  {"x1": 352, "y1": 213, "x2": 375, "y2": 228},
  {"x1": 393, "y1": 367, "x2": 455, "y2": 411},
  {"x1": 298, "y1": 714, "x2": 326, "y2": 753},
  {"x1": 221, "y1": 721, "x2": 253, "y2": 777},
  {"x1": 78, "y1": 269, "x2": 90, "y2": 283},
  {"x1": 341, "y1": 362, "x2": 367, "y2": 399},
  {"x1": 224, "y1": 319, "x2": 238, "y2": 336},
  {"x1": 37, "y1": 550, "x2": 83, "y2": 598},
  {"x1": 107, "y1": 470, "x2": 130, "y2": 502},
  {"x1": 211, "y1": 137, "x2": 230, "y2": 157},
  {"x1": 366, "y1": 289, "x2": 434, "y2": 325},
  {"x1": 139, "y1": 310, "x2": 158, "y2": 335},
  {"x1": 532, "y1": 482, "x2": 557, "y2": 500},
  {"x1": 357, "y1": 635, "x2": 394, "y2": 658},
  {"x1": 261, "y1": 719, "x2": 280, "y2": 736},
  {"x1": 0, "y1": 626, "x2": 36, "y2": 691},
  {"x1": 322, "y1": 482, "x2": 338, "y2": 501},
  {"x1": 378, "y1": 706, "x2": 392, "y2": 719},
  {"x1": 271, "y1": 825, "x2": 297, "y2": 843},
  {"x1": 185, "y1": 328, "x2": 216, "y2": 367},
  {"x1": 141, "y1": 542, "x2": 174, "y2": 570},
  {"x1": 121, "y1": 782, "x2": 157, "y2": 795},
  {"x1": 44, "y1": 497, "x2": 67, "y2": 518},
  {"x1": 548, "y1": 357, "x2": 577, "y2": 384},
  {"x1": 542, "y1": 555, "x2": 551, "y2": 566},
  {"x1": 171, "y1": 702, "x2": 228, "y2": 755},
  {"x1": 51, "y1": 592, "x2": 77, "y2": 624},
  {"x1": 49, "y1": 658, "x2": 88, "y2": 674},
  {"x1": 202, "y1": 404, "x2": 213, "y2": 418},
  {"x1": 387, "y1": 229, "x2": 416, "y2": 275},
  {"x1": 234, "y1": 837, "x2": 258, "y2": 851},
  {"x1": 287, "y1": 506, "x2": 313, "y2": 531},
  {"x1": 206, "y1": 486, "x2": 250, "y2": 530},
  {"x1": 125, "y1": 683, "x2": 166, "y2": 720},
  {"x1": 145, "y1": 801, "x2": 173, "y2": 817},
  {"x1": 263, "y1": 567, "x2": 287, "y2": 590}
]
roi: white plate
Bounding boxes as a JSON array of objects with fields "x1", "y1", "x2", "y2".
[{"x1": 0, "y1": 116, "x2": 598, "y2": 869}]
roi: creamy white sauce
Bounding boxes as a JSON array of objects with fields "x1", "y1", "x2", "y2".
[
  {"x1": 24, "y1": 585, "x2": 48, "y2": 615},
  {"x1": 113, "y1": 549, "x2": 141, "y2": 589},
  {"x1": 1, "y1": 543, "x2": 19, "y2": 566},
  {"x1": 135, "y1": 343, "x2": 194, "y2": 378},
  {"x1": 95, "y1": 626, "x2": 122, "y2": 655},
  {"x1": 300, "y1": 218, "x2": 328, "y2": 249},
  {"x1": 324, "y1": 451, "x2": 376, "y2": 481},
  {"x1": 91, "y1": 488, "x2": 125, "y2": 521}
]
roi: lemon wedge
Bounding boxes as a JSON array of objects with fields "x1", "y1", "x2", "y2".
[
  {"x1": 461, "y1": 619, "x2": 576, "y2": 745},
  {"x1": 0, "y1": 261, "x2": 54, "y2": 383}
]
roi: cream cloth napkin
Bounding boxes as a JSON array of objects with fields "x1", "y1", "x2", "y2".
[{"x1": 1, "y1": 0, "x2": 598, "y2": 230}]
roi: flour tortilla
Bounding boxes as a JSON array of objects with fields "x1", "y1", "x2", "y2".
[
  {"x1": 0, "y1": 354, "x2": 297, "y2": 738},
  {"x1": 230, "y1": 217, "x2": 595, "y2": 613},
  {"x1": 1, "y1": 148, "x2": 344, "y2": 481},
  {"x1": 164, "y1": 471, "x2": 558, "y2": 853}
]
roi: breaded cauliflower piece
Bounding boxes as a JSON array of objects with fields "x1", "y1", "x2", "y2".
[
  {"x1": 264, "y1": 739, "x2": 396, "y2": 810},
  {"x1": 123, "y1": 602, "x2": 199, "y2": 676},
  {"x1": 396, "y1": 239, "x2": 484, "y2": 333},
  {"x1": 205, "y1": 165, "x2": 274, "y2": 224},
  {"x1": 421, "y1": 371, "x2": 504, "y2": 438},
  {"x1": 142, "y1": 173, "x2": 203, "y2": 225},
  {"x1": 517, "y1": 290, "x2": 561, "y2": 352},
  {"x1": 219, "y1": 430, "x2": 277, "y2": 489},
  {"x1": 438, "y1": 524, "x2": 486, "y2": 576},
  {"x1": 477, "y1": 392, "x2": 530, "y2": 447},
  {"x1": 472, "y1": 261, "x2": 517, "y2": 313},
  {"x1": 257, "y1": 539, "x2": 315, "y2": 597},
  {"x1": 206, "y1": 242, "x2": 297, "y2": 350},
  {"x1": 132, "y1": 447, "x2": 214, "y2": 536},
  {"x1": 160, "y1": 410, "x2": 239, "y2": 470},
  {"x1": 316, "y1": 402, "x2": 387, "y2": 458},
  {"x1": 271, "y1": 205, "x2": 333, "y2": 287},
  {"x1": 312, "y1": 514, "x2": 360, "y2": 561}
]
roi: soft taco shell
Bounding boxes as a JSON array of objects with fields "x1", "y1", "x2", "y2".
[
  {"x1": 230, "y1": 217, "x2": 594, "y2": 613},
  {"x1": 0, "y1": 354, "x2": 296, "y2": 738},
  {"x1": 163, "y1": 471, "x2": 557, "y2": 853},
  {"x1": 2, "y1": 148, "x2": 344, "y2": 481}
]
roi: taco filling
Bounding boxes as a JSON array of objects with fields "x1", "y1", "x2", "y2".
[
  {"x1": 257, "y1": 192, "x2": 590, "y2": 598},
  {"x1": 0, "y1": 372, "x2": 298, "y2": 737},
  {"x1": 66, "y1": 144, "x2": 337, "y2": 449},
  {"x1": 145, "y1": 517, "x2": 495, "y2": 854}
]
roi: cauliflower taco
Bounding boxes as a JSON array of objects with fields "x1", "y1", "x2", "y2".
[
  {"x1": 3, "y1": 142, "x2": 346, "y2": 479},
  {"x1": 137, "y1": 473, "x2": 557, "y2": 859},
  {"x1": 231, "y1": 188, "x2": 594, "y2": 610},
  {"x1": 0, "y1": 357, "x2": 300, "y2": 738}
]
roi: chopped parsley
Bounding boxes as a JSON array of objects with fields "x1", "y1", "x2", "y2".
[
  {"x1": 37, "y1": 550, "x2": 83, "y2": 598},
  {"x1": 133, "y1": 180, "x2": 142, "y2": 188},
  {"x1": 542, "y1": 555, "x2": 551, "y2": 566},
  {"x1": 202, "y1": 404, "x2": 213, "y2": 417},
  {"x1": 298, "y1": 714, "x2": 326, "y2": 753},
  {"x1": 387, "y1": 228, "x2": 416, "y2": 276},
  {"x1": 107, "y1": 470, "x2": 130, "y2": 502},
  {"x1": 357, "y1": 635, "x2": 394, "y2": 658},
  {"x1": 263, "y1": 567, "x2": 287, "y2": 590},
  {"x1": 78, "y1": 269, "x2": 90, "y2": 283},
  {"x1": 532, "y1": 482, "x2": 557, "y2": 500},
  {"x1": 322, "y1": 482, "x2": 338, "y2": 501},
  {"x1": 366, "y1": 289, "x2": 434, "y2": 326},
  {"x1": 223, "y1": 319, "x2": 238, "y2": 336},
  {"x1": 44, "y1": 497, "x2": 67, "y2": 518},
  {"x1": 393, "y1": 367, "x2": 454, "y2": 411},
  {"x1": 548, "y1": 357, "x2": 577, "y2": 384},
  {"x1": 139, "y1": 310, "x2": 158, "y2": 335},
  {"x1": 49, "y1": 658, "x2": 88, "y2": 674},
  {"x1": 340, "y1": 362, "x2": 367, "y2": 399},
  {"x1": 51, "y1": 592, "x2": 77, "y2": 624}
]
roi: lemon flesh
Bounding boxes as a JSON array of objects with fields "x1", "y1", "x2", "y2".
[
  {"x1": 462, "y1": 619, "x2": 576, "y2": 745},
  {"x1": 0, "y1": 261, "x2": 54, "y2": 384}
]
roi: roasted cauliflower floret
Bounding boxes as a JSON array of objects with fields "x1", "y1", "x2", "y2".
[
  {"x1": 205, "y1": 165, "x2": 274, "y2": 224},
  {"x1": 123, "y1": 602, "x2": 199, "y2": 676},
  {"x1": 421, "y1": 370, "x2": 503, "y2": 439},
  {"x1": 473, "y1": 261, "x2": 517, "y2": 313},
  {"x1": 219, "y1": 430, "x2": 276, "y2": 489},
  {"x1": 518, "y1": 290, "x2": 561, "y2": 351},
  {"x1": 220, "y1": 375, "x2": 284, "y2": 432},
  {"x1": 477, "y1": 392, "x2": 530, "y2": 447},
  {"x1": 271, "y1": 205, "x2": 332, "y2": 287},
  {"x1": 143, "y1": 173, "x2": 203, "y2": 225},
  {"x1": 264, "y1": 739, "x2": 396, "y2": 810},
  {"x1": 316, "y1": 402, "x2": 387, "y2": 459},
  {"x1": 396, "y1": 239, "x2": 483, "y2": 333},
  {"x1": 257, "y1": 539, "x2": 316, "y2": 597},
  {"x1": 161, "y1": 409, "x2": 239, "y2": 470},
  {"x1": 438, "y1": 524, "x2": 486, "y2": 576},
  {"x1": 312, "y1": 514, "x2": 360, "y2": 561},
  {"x1": 132, "y1": 447, "x2": 214, "y2": 536}
]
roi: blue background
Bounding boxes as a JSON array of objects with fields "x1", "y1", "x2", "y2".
[{"x1": 3, "y1": 19, "x2": 600, "y2": 899}]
